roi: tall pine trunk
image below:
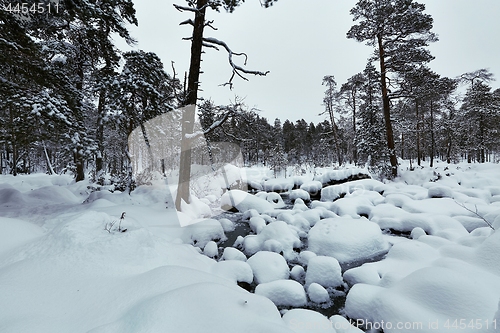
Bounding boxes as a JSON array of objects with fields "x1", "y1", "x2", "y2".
[
  {"x1": 377, "y1": 35, "x2": 398, "y2": 177},
  {"x1": 175, "y1": 0, "x2": 207, "y2": 211}
]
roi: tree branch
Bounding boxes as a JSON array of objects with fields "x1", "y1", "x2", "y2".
[
  {"x1": 202, "y1": 37, "x2": 269, "y2": 88},
  {"x1": 455, "y1": 200, "x2": 495, "y2": 230}
]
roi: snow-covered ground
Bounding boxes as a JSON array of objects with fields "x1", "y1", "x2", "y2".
[{"x1": 1, "y1": 161, "x2": 500, "y2": 332}]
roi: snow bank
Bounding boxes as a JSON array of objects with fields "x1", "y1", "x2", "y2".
[
  {"x1": 90, "y1": 282, "x2": 292, "y2": 333},
  {"x1": 308, "y1": 217, "x2": 389, "y2": 263},
  {"x1": 282, "y1": 308, "x2": 336, "y2": 333}
]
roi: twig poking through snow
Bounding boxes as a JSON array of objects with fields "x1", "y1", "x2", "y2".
[{"x1": 455, "y1": 201, "x2": 495, "y2": 230}]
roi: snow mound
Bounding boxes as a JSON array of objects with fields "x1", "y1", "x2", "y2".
[
  {"x1": 427, "y1": 185, "x2": 453, "y2": 198},
  {"x1": 0, "y1": 217, "x2": 44, "y2": 256},
  {"x1": 183, "y1": 219, "x2": 226, "y2": 248},
  {"x1": 308, "y1": 282, "x2": 330, "y2": 304},
  {"x1": 221, "y1": 190, "x2": 274, "y2": 213},
  {"x1": 90, "y1": 282, "x2": 293, "y2": 333},
  {"x1": 247, "y1": 251, "x2": 290, "y2": 284},
  {"x1": 242, "y1": 221, "x2": 302, "y2": 259},
  {"x1": 255, "y1": 280, "x2": 307, "y2": 307},
  {"x1": 210, "y1": 260, "x2": 253, "y2": 284},
  {"x1": 315, "y1": 167, "x2": 371, "y2": 186},
  {"x1": 321, "y1": 179, "x2": 385, "y2": 201},
  {"x1": 308, "y1": 217, "x2": 389, "y2": 263},
  {"x1": 282, "y1": 308, "x2": 336, "y2": 333},
  {"x1": 300, "y1": 180, "x2": 323, "y2": 196},
  {"x1": 305, "y1": 256, "x2": 343, "y2": 288},
  {"x1": 222, "y1": 247, "x2": 247, "y2": 261},
  {"x1": 263, "y1": 178, "x2": 294, "y2": 193},
  {"x1": 290, "y1": 189, "x2": 311, "y2": 202}
]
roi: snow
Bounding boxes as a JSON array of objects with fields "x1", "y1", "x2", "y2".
[
  {"x1": 255, "y1": 280, "x2": 307, "y2": 307},
  {"x1": 221, "y1": 189, "x2": 275, "y2": 213},
  {"x1": 210, "y1": 260, "x2": 254, "y2": 284},
  {"x1": 282, "y1": 309, "x2": 336, "y2": 333},
  {"x1": 308, "y1": 282, "x2": 330, "y2": 304},
  {"x1": 203, "y1": 240, "x2": 219, "y2": 258},
  {"x1": 290, "y1": 189, "x2": 311, "y2": 202},
  {"x1": 242, "y1": 221, "x2": 302, "y2": 259},
  {"x1": 308, "y1": 217, "x2": 389, "y2": 263},
  {"x1": 300, "y1": 180, "x2": 323, "y2": 195},
  {"x1": 263, "y1": 177, "x2": 294, "y2": 193},
  {"x1": 305, "y1": 256, "x2": 343, "y2": 288},
  {"x1": 2, "y1": 162, "x2": 500, "y2": 332},
  {"x1": 222, "y1": 247, "x2": 247, "y2": 261},
  {"x1": 247, "y1": 251, "x2": 290, "y2": 284}
]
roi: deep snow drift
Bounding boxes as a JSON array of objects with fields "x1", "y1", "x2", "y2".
[{"x1": 1, "y1": 161, "x2": 500, "y2": 332}]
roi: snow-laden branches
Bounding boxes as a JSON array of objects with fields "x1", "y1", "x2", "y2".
[{"x1": 202, "y1": 37, "x2": 269, "y2": 89}]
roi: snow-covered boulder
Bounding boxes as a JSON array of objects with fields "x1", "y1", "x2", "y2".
[
  {"x1": 242, "y1": 221, "x2": 302, "y2": 260},
  {"x1": 247, "y1": 251, "x2": 290, "y2": 284},
  {"x1": 290, "y1": 265, "x2": 306, "y2": 283},
  {"x1": 308, "y1": 217, "x2": 389, "y2": 263},
  {"x1": 300, "y1": 180, "x2": 323, "y2": 197},
  {"x1": 184, "y1": 219, "x2": 226, "y2": 248},
  {"x1": 428, "y1": 185, "x2": 453, "y2": 198},
  {"x1": 307, "y1": 283, "x2": 330, "y2": 304},
  {"x1": 263, "y1": 178, "x2": 294, "y2": 193},
  {"x1": 218, "y1": 218, "x2": 235, "y2": 232},
  {"x1": 249, "y1": 216, "x2": 266, "y2": 234},
  {"x1": 203, "y1": 241, "x2": 218, "y2": 258},
  {"x1": 305, "y1": 256, "x2": 343, "y2": 288},
  {"x1": 210, "y1": 260, "x2": 253, "y2": 284},
  {"x1": 222, "y1": 247, "x2": 247, "y2": 261},
  {"x1": 290, "y1": 189, "x2": 311, "y2": 202},
  {"x1": 255, "y1": 280, "x2": 307, "y2": 307},
  {"x1": 221, "y1": 190, "x2": 274, "y2": 213}
]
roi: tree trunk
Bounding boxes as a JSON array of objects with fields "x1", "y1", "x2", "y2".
[
  {"x1": 175, "y1": 0, "x2": 207, "y2": 211},
  {"x1": 430, "y1": 100, "x2": 435, "y2": 167},
  {"x1": 377, "y1": 35, "x2": 398, "y2": 177},
  {"x1": 416, "y1": 100, "x2": 421, "y2": 166},
  {"x1": 95, "y1": 89, "x2": 106, "y2": 177},
  {"x1": 352, "y1": 90, "x2": 357, "y2": 164}
]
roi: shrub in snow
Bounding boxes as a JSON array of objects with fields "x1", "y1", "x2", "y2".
[
  {"x1": 308, "y1": 217, "x2": 389, "y2": 263},
  {"x1": 307, "y1": 282, "x2": 330, "y2": 304},
  {"x1": 254, "y1": 280, "x2": 307, "y2": 307},
  {"x1": 305, "y1": 256, "x2": 343, "y2": 288},
  {"x1": 247, "y1": 251, "x2": 290, "y2": 284},
  {"x1": 222, "y1": 247, "x2": 247, "y2": 261},
  {"x1": 290, "y1": 189, "x2": 310, "y2": 202},
  {"x1": 282, "y1": 308, "x2": 336, "y2": 333},
  {"x1": 203, "y1": 241, "x2": 219, "y2": 259}
]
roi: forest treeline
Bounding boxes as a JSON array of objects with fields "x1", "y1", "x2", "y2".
[{"x1": 1, "y1": 0, "x2": 500, "y2": 188}]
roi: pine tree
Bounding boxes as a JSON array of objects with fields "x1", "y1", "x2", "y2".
[{"x1": 347, "y1": 0, "x2": 437, "y2": 176}]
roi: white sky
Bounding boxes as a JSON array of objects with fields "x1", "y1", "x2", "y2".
[{"x1": 118, "y1": 0, "x2": 500, "y2": 124}]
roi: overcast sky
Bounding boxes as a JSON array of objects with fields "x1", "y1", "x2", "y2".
[{"x1": 117, "y1": 0, "x2": 500, "y2": 124}]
